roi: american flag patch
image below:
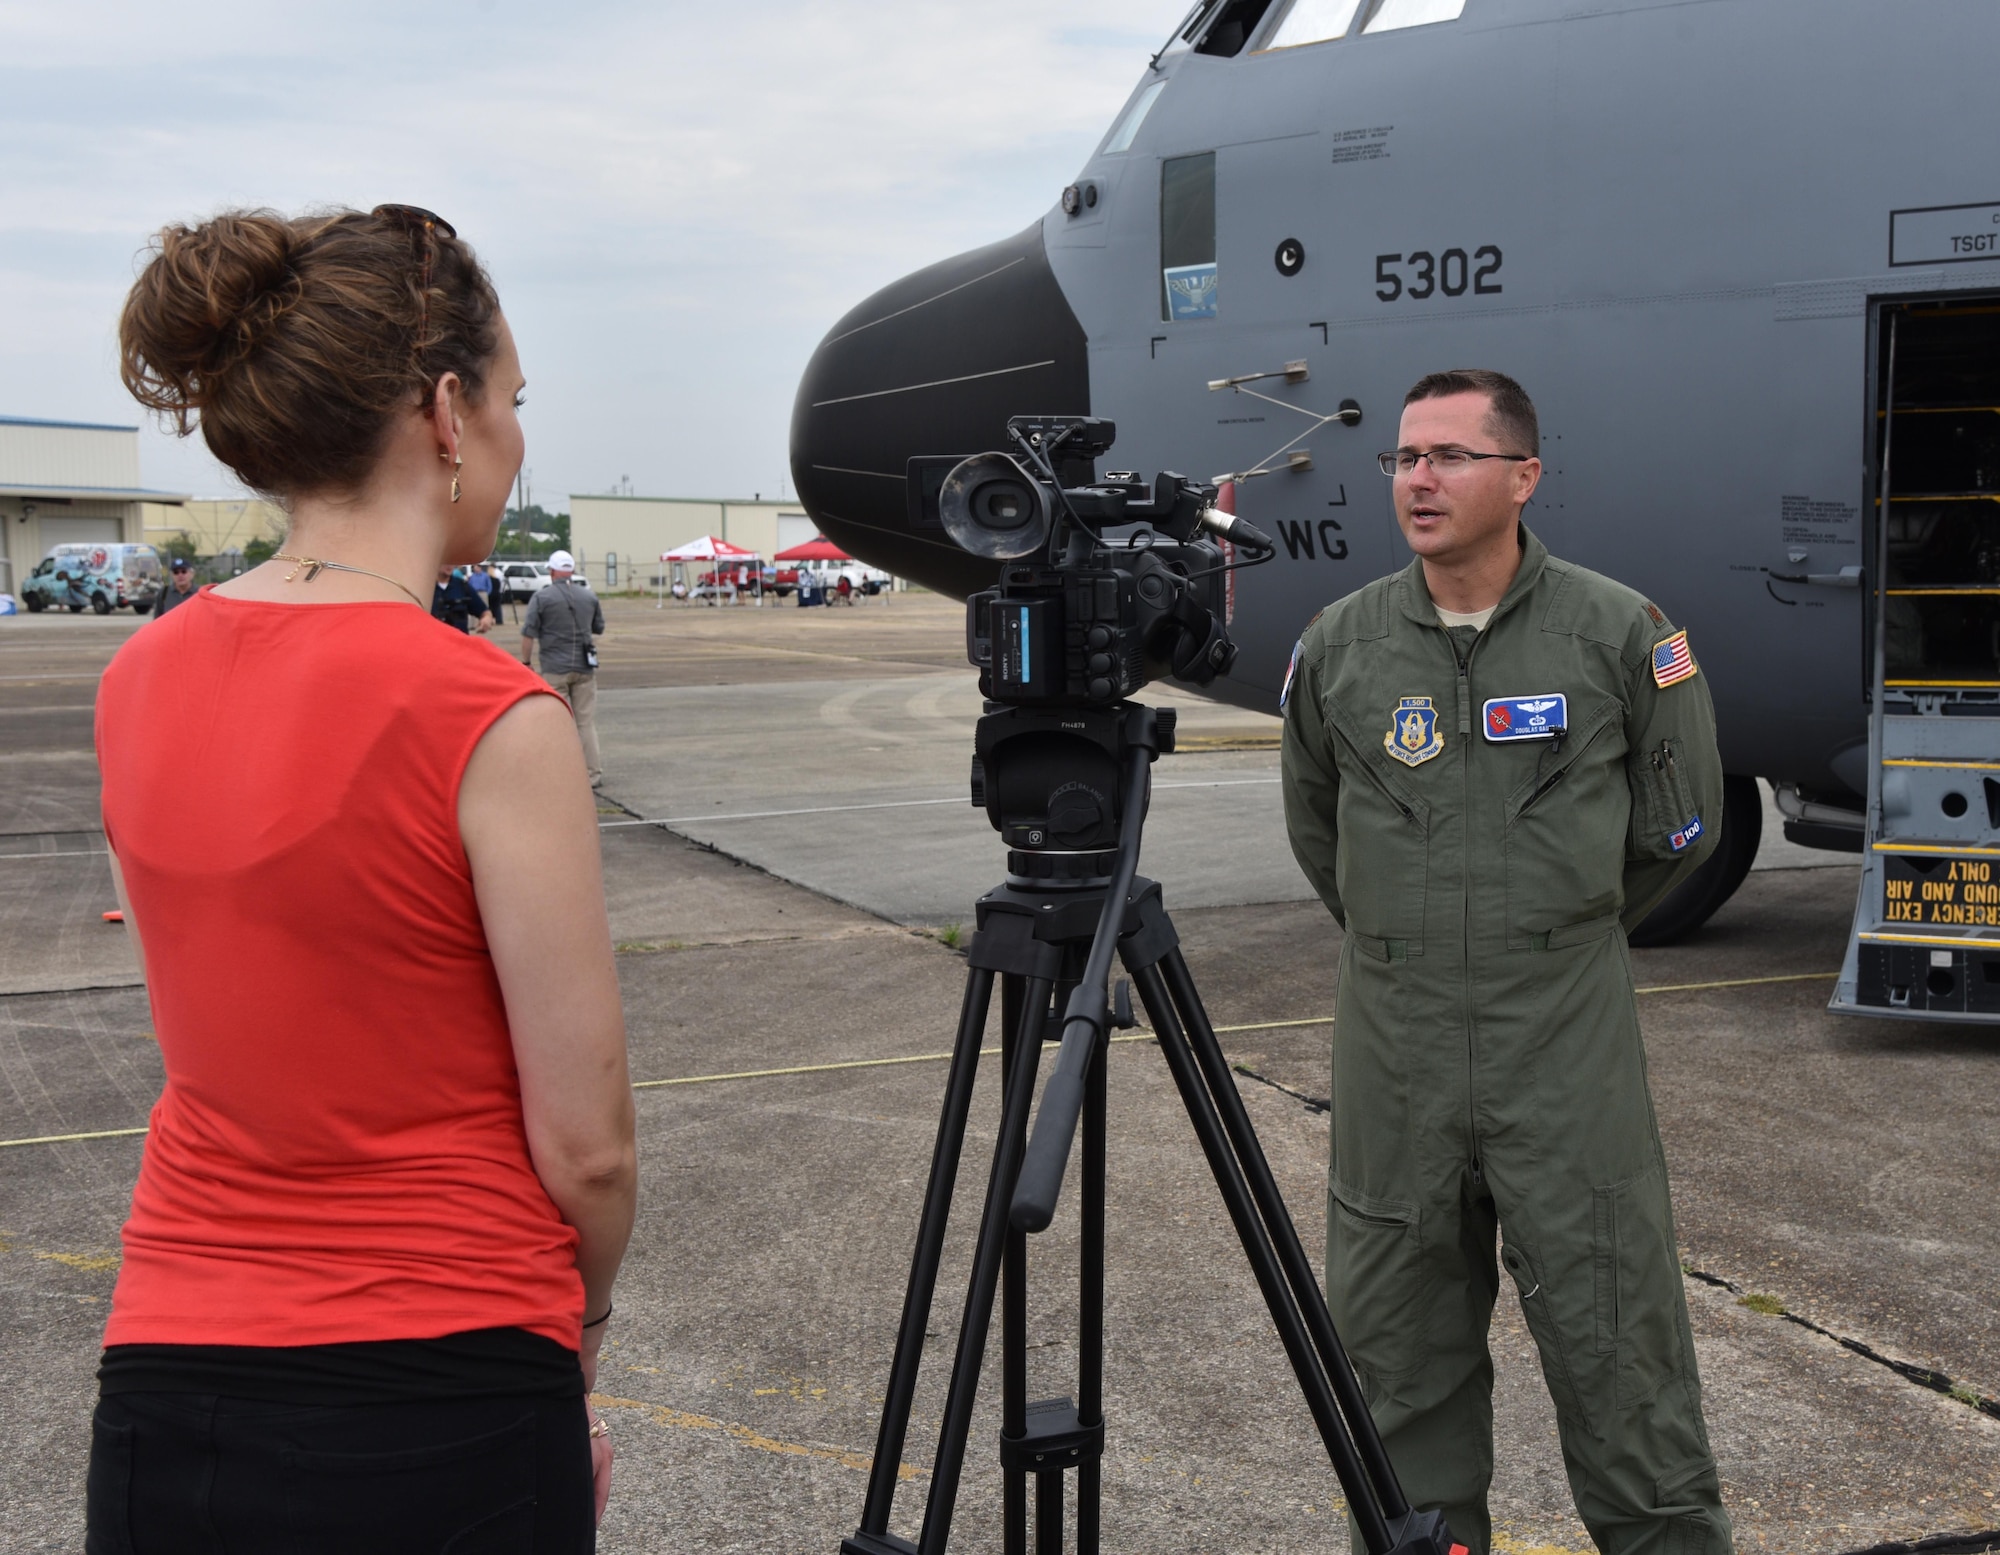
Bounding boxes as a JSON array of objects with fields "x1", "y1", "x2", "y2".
[{"x1": 1652, "y1": 630, "x2": 1697, "y2": 688}]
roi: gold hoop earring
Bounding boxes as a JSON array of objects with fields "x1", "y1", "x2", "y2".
[{"x1": 451, "y1": 456, "x2": 463, "y2": 505}]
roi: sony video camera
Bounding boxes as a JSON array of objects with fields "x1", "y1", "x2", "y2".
[{"x1": 938, "y1": 416, "x2": 1269, "y2": 708}]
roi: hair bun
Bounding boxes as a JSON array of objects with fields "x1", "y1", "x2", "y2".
[{"x1": 120, "y1": 211, "x2": 304, "y2": 424}]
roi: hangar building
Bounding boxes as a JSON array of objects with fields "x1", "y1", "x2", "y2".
[{"x1": 0, "y1": 416, "x2": 188, "y2": 595}]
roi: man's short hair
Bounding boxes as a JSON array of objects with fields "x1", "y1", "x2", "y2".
[{"x1": 1404, "y1": 369, "x2": 1539, "y2": 458}]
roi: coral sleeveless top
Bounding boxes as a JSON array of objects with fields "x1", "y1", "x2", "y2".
[{"x1": 94, "y1": 592, "x2": 581, "y2": 1349}]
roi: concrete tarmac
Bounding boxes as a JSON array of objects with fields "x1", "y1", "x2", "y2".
[{"x1": 1, "y1": 596, "x2": 1996, "y2": 1553}]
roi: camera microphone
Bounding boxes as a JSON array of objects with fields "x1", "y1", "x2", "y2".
[{"x1": 1198, "y1": 506, "x2": 1274, "y2": 550}]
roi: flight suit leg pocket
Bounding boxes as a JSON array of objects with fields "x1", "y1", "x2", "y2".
[
  {"x1": 1328, "y1": 1179, "x2": 1426, "y2": 1388},
  {"x1": 1501, "y1": 1237, "x2": 1593, "y2": 1436},
  {"x1": 1594, "y1": 1164, "x2": 1687, "y2": 1408}
]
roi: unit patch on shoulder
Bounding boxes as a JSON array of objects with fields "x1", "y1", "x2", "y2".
[
  {"x1": 1652, "y1": 630, "x2": 1698, "y2": 688},
  {"x1": 1280, "y1": 639, "x2": 1305, "y2": 710},
  {"x1": 1483, "y1": 693, "x2": 1567, "y2": 742},
  {"x1": 1643, "y1": 601, "x2": 1667, "y2": 627},
  {"x1": 1384, "y1": 696, "x2": 1444, "y2": 766},
  {"x1": 1669, "y1": 814, "x2": 1706, "y2": 853}
]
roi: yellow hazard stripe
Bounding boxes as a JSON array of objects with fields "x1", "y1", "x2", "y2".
[
  {"x1": 1874, "y1": 842, "x2": 2000, "y2": 855},
  {"x1": 1881, "y1": 759, "x2": 2000, "y2": 770},
  {"x1": 1859, "y1": 931, "x2": 2000, "y2": 950}
]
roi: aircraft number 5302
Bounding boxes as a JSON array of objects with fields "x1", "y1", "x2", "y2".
[{"x1": 1375, "y1": 246, "x2": 1502, "y2": 302}]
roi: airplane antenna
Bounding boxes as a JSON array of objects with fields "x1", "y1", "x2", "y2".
[
  {"x1": 1150, "y1": 0, "x2": 1215, "y2": 70},
  {"x1": 1207, "y1": 369, "x2": 1362, "y2": 485}
]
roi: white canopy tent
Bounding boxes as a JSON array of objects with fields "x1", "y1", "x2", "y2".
[{"x1": 659, "y1": 535, "x2": 763, "y2": 607}]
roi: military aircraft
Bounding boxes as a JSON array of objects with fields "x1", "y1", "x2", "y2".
[{"x1": 789, "y1": 0, "x2": 2000, "y2": 1019}]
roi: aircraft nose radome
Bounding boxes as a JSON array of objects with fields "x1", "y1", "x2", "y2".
[{"x1": 789, "y1": 220, "x2": 1090, "y2": 598}]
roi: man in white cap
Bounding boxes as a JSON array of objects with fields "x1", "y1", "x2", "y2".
[{"x1": 520, "y1": 550, "x2": 607, "y2": 788}]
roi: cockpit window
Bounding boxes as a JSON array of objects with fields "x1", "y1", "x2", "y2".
[
  {"x1": 1362, "y1": 0, "x2": 1467, "y2": 32},
  {"x1": 1261, "y1": 0, "x2": 1365, "y2": 49},
  {"x1": 1103, "y1": 79, "x2": 1167, "y2": 154},
  {"x1": 1192, "y1": 0, "x2": 1280, "y2": 56}
]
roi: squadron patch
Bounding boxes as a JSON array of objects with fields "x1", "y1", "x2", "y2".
[
  {"x1": 1384, "y1": 696, "x2": 1444, "y2": 766},
  {"x1": 1651, "y1": 630, "x2": 1698, "y2": 689},
  {"x1": 1669, "y1": 814, "x2": 1706, "y2": 853},
  {"x1": 1483, "y1": 694, "x2": 1567, "y2": 742},
  {"x1": 1280, "y1": 639, "x2": 1304, "y2": 710}
]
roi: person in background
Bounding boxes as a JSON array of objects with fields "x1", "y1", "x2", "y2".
[
  {"x1": 467, "y1": 555, "x2": 496, "y2": 624},
  {"x1": 93, "y1": 203, "x2": 634, "y2": 1552},
  {"x1": 433, "y1": 564, "x2": 494, "y2": 633},
  {"x1": 521, "y1": 550, "x2": 605, "y2": 789},
  {"x1": 151, "y1": 556, "x2": 197, "y2": 619}
]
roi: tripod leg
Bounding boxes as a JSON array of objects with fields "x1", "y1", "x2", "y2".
[
  {"x1": 1036, "y1": 1469, "x2": 1064, "y2": 1554},
  {"x1": 854, "y1": 966, "x2": 997, "y2": 1538},
  {"x1": 1125, "y1": 958, "x2": 1398, "y2": 1555},
  {"x1": 1076, "y1": 1035, "x2": 1105, "y2": 1555},
  {"x1": 918, "y1": 972, "x2": 1057, "y2": 1555},
  {"x1": 1157, "y1": 947, "x2": 1413, "y2": 1524},
  {"x1": 1003, "y1": 978, "x2": 1031, "y2": 1555}
]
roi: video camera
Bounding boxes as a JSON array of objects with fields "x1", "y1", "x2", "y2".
[
  {"x1": 941, "y1": 416, "x2": 1273, "y2": 708},
  {"x1": 928, "y1": 416, "x2": 1274, "y2": 874}
]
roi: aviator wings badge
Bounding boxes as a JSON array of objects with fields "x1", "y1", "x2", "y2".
[{"x1": 1384, "y1": 696, "x2": 1444, "y2": 766}]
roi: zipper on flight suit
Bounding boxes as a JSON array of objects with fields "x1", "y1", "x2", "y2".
[{"x1": 1446, "y1": 627, "x2": 1483, "y2": 1191}]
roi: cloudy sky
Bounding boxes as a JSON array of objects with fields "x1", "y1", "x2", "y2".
[{"x1": 0, "y1": 0, "x2": 1177, "y2": 507}]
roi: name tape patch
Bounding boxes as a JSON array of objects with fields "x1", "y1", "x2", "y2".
[
  {"x1": 1483, "y1": 693, "x2": 1567, "y2": 742},
  {"x1": 1652, "y1": 630, "x2": 1698, "y2": 689}
]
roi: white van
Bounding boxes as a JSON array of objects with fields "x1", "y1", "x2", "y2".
[{"x1": 21, "y1": 544, "x2": 163, "y2": 614}]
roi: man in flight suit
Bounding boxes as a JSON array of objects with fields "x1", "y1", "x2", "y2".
[{"x1": 1280, "y1": 370, "x2": 1731, "y2": 1554}]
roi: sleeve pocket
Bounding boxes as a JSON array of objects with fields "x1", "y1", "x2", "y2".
[{"x1": 1630, "y1": 736, "x2": 1702, "y2": 861}]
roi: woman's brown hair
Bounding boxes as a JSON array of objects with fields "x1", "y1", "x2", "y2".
[{"x1": 119, "y1": 206, "x2": 501, "y2": 501}]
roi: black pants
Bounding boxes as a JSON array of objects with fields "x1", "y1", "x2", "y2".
[{"x1": 87, "y1": 1392, "x2": 593, "y2": 1554}]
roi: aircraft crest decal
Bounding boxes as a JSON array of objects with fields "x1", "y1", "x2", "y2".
[
  {"x1": 1483, "y1": 693, "x2": 1567, "y2": 742},
  {"x1": 1384, "y1": 696, "x2": 1444, "y2": 766},
  {"x1": 1164, "y1": 262, "x2": 1219, "y2": 321}
]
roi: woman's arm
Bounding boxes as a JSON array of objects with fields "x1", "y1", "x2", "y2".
[{"x1": 459, "y1": 693, "x2": 636, "y2": 1376}]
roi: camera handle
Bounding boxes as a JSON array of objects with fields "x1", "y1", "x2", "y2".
[{"x1": 1010, "y1": 736, "x2": 1155, "y2": 1234}]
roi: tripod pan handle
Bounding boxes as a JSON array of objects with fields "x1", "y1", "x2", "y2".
[{"x1": 1011, "y1": 1041, "x2": 1092, "y2": 1232}]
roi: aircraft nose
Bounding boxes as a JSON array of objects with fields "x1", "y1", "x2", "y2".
[{"x1": 789, "y1": 220, "x2": 1090, "y2": 597}]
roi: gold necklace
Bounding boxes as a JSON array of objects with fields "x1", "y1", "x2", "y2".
[{"x1": 273, "y1": 553, "x2": 426, "y2": 608}]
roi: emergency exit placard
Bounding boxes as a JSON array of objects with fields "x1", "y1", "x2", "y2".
[{"x1": 1882, "y1": 853, "x2": 2000, "y2": 926}]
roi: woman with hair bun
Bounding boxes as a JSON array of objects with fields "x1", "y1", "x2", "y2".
[{"x1": 88, "y1": 206, "x2": 635, "y2": 1552}]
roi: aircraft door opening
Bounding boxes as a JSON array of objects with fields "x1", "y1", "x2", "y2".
[{"x1": 1835, "y1": 295, "x2": 2000, "y2": 1020}]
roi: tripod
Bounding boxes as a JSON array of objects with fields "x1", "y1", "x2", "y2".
[{"x1": 841, "y1": 703, "x2": 1460, "y2": 1555}]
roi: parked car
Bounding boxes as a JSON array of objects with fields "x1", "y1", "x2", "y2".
[
  {"x1": 20, "y1": 543, "x2": 162, "y2": 614},
  {"x1": 496, "y1": 562, "x2": 591, "y2": 603}
]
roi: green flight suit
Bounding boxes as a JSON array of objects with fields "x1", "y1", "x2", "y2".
[{"x1": 1279, "y1": 528, "x2": 1731, "y2": 1555}]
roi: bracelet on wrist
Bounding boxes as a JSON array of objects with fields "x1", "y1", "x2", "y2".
[{"x1": 582, "y1": 1302, "x2": 613, "y2": 1329}]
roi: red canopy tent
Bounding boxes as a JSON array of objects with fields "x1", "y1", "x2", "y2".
[{"x1": 773, "y1": 536, "x2": 851, "y2": 562}]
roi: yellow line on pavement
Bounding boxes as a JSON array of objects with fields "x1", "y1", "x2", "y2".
[
  {"x1": 0, "y1": 982, "x2": 1832, "y2": 1147},
  {"x1": 0, "y1": 1125, "x2": 149, "y2": 1149},
  {"x1": 1635, "y1": 971, "x2": 1837, "y2": 994},
  {"x1": 628, "y1": 1015, "x2": 1339, "y2": 1090},
  {"x1": 591, "y1": 1392, "x2": 918, "y2": 1479}
]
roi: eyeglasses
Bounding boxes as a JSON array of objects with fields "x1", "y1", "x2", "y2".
[
  {"x1": 373, "y1": 205, "x2": 457, "y2": 347},
  {"x1": 1377, "y1": 448, "x2": 1533, "y2": 477}
]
